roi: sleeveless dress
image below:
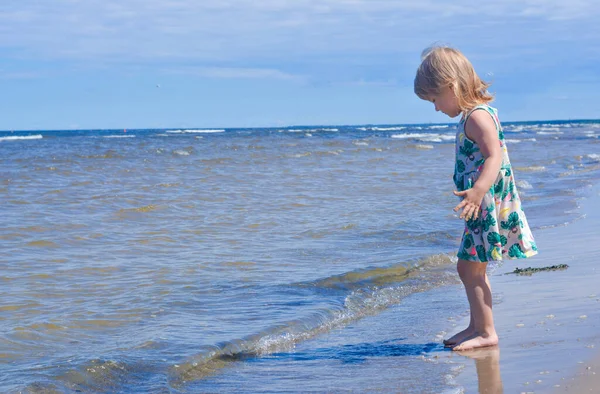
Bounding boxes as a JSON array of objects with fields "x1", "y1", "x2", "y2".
[{"x1": 454, "y1": 105, "x2": 538, "y2": 263}]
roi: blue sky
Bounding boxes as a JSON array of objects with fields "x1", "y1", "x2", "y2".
[{"x1": 1, "y1": 1, "x2": 599, "y2": 130}]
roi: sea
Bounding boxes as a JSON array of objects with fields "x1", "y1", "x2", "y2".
[{"x1": 1, "y1": 119, "x2": 599, "y2": 393}]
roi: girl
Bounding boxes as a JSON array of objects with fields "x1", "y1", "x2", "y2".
[{"x1": 414, "y1": 46, "x2": 538, "y2": 351}]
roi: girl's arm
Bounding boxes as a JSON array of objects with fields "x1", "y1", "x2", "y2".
[{"x1": 453, "y1": 110, "x2": 503, "y2": 220}]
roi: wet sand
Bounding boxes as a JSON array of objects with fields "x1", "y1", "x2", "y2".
[
  {"x1": 452, "y1": 183, "x2": 600, "y2": 393},
  {"x1": 556, "y1": 352, "x2": 600, "y2": 393}
]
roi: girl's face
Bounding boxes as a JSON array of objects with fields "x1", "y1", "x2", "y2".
[{"x1": 429, "y1": 85, "x2": 461, "y2": 118}]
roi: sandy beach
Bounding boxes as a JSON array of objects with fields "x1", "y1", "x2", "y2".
[
  {"x1": 557, "y1": 351, "x2": 600, "y2": 393},
  {"x1": 450, "y1": 183, "x2": 600, "y2": 393}
]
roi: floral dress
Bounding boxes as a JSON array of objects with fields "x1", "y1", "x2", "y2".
[{"x1": 454, "y1": 105, "x2": 538, "y2": 262}]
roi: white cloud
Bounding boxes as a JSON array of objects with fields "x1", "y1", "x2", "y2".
[{"x1": 0, "y1": 0, "x2": 598, "y2": 79}]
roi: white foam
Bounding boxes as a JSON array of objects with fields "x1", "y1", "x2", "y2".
[
  {"x1": 392, "y1": 133, "x2": 454, "y2": 142},
  {"x1": 503, "y1": 125, "x2": 527, "y2": 133},
  {"x1": 536, "y1": 131, "x2": 563, "y2": 135},
  {"x1": 519, "y1": 166, "x2": 546, "y2": 172},
  {"x1": 506, "y1": 138, "x2": 537, "y2": 144},
  {"x1": 535, "y1": 126, "x2": 562, "y2": 132},
  {"x1": 418, "y1": 135, "x2": 455, "y2": 142},
  {"x1": 166, "y1": 129, "x2": 224, "y2": 134},
  {"x1": 370, "y1": 126, "x2": 407, "y2": 131},
  {"x1": 281, "y1": 128, "x2": 338, "y2": 133},
  {"x1": 0, "y1": 134, "x2": 43, "y2": 141},
  {"x1": 103, "y1": 135, "x2": 135, "y2": 138},
  {"x1": 586, "y1": 154, "x2": 600, "y2": 162},
  {"x1": 391, "y1": 133, "x2": 432, "y2": 139},
  {"x1": 517, "y1": 180, "x2": 533, "y2": 189}
]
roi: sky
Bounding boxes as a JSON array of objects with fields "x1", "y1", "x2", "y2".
[{"x1": 1, "y1": 0, "x2": 599, "y2": 130}]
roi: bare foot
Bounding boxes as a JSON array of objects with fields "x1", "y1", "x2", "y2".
[
  {"x1": 452, "y1": 333, "x2": 499, "y2": 351},
  {"x1": 443, "y1": 326, "x2": 475, "y2": 347}
]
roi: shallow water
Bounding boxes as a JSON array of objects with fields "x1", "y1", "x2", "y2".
[{"x1": 1, "y1": 120, "x2": 599, "y2": 392}]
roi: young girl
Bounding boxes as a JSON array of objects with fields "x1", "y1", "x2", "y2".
[{"x1": 414, "y1": 46, "x2": 538, "y2": 351}]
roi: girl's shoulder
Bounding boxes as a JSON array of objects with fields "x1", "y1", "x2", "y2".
[
  {"x1": 461, "y1": 104, "x2": 500, "y2": 128},
  {"x1": 461, "y1": 104, "x2": 497, "y2": 122},
  {"x1": 461, "y1": 105, "x2": 501, "y2": 140}
]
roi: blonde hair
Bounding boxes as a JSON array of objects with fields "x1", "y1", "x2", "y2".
[{"x1": 414, "y1": 45, "x2": 493, "y2": 113}]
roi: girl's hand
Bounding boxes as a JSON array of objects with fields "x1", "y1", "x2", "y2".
[{"x1": 453, "y1": 187, "x2": 485, "y2": 221}]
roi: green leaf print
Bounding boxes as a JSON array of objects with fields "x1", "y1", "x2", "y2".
[
  {"x1": 482, "y1": 214, "x2": 497, "y2": 232},
  {"x1": 487, "y1": 232, "x2": 507, "y2": 246},
  {"x1": 460, "y1": 140, "x2": 478, "y2": 160},
  {"x1": 508, "y1": 244, "x2": 527, "y2": 258},
  {"x1": 467, "y1": 216, "x2": 482, "y2": 231},
  {"x1": 500, "y1": 180, "x2": 515, "y2": 201},
  {"x1": 476, "y1": 245, "x2": 487, "y2": 262},
  {"x1": 458, "y1": 232, "x2": 476, "y2": 260},
  {"x1": 499, "y1": 130, "x2": 505, "y2": 140},
  {"x1": 463, "y1": 233, "x2": 475, "y2": 249},
  {"x1": 501, "y1": 212, "x2": 523, "y2": 233},
  {"x1": 455, "y1": 175, "x2": 464, "y2": 191},
  {"x1": 456, "y1": 160, "x2": 465, "y2": 173},
  {"x1": 507, "y1": 180, "x2": 515, "y2": 201},
  {"x1": 504, "y1": 167, "x2": 512, "y2": 177},
  {"x1": 493, "y1": 178, "x2": 504, "y2": 196}
]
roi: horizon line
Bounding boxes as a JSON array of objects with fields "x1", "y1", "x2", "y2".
[{"x1": 1, "y1": 117, "x2": 600, "y2": 133}]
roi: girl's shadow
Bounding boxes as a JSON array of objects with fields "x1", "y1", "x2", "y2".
[{"x1": 269, "y1": 339, "x2": 445, "y2": 364}]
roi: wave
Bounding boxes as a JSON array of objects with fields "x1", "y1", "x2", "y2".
[
  {"x1": 358, "y1": 126, "x2": 407, "y2": 131},
  {"x1": 170, "y1": 254, "x2": 457, "y2": 386},
  {"x1": 505, "y1": 138, "x2": 537, "y2": 144},
  {"x1": 103, "y1": 135, "x2": 135, "y2": 138},
  {"x1": 166, "y1": 129, "x2": 225, "y2": 134},
  {"x1": 515, "y1": 165, "x2": 546, "y2": 172},
  {"x1": 17, "y1": 253, "x2": 458, "y2": 392},
  {"x1": 283, "y1": 128, "x2": 339, "y2": 133},
  {"x1": 0, "y1": 134, "x2": 43, "y2": 141},
  {"x1": 412, "y1": 144, "x2": 435, "y2": 150},
  {"x1": 391, "y1": 133, "x2": 454, "y2": 142},
  {"x1": 586, "y1": 154, "x2": 600, "y2": 162}
]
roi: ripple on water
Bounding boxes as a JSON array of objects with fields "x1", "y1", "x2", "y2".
[
  {"x1": 117, "y1": 205, "x2": 160, "y2": 214},
  {"x1": 26, "y1": 240, "x2": 58, "y2": 248}
]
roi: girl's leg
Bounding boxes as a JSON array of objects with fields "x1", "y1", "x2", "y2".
[
  {"x1": 453, "y1": 259, "x2": 498, "y2": 351},
  {"x1": 444, "y1": 262, "x2": 492, "y2": 345}
]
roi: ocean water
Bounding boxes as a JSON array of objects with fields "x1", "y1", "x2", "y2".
[{"x1": 1, "y1": 119, "x2": 599, "y2": 393}]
